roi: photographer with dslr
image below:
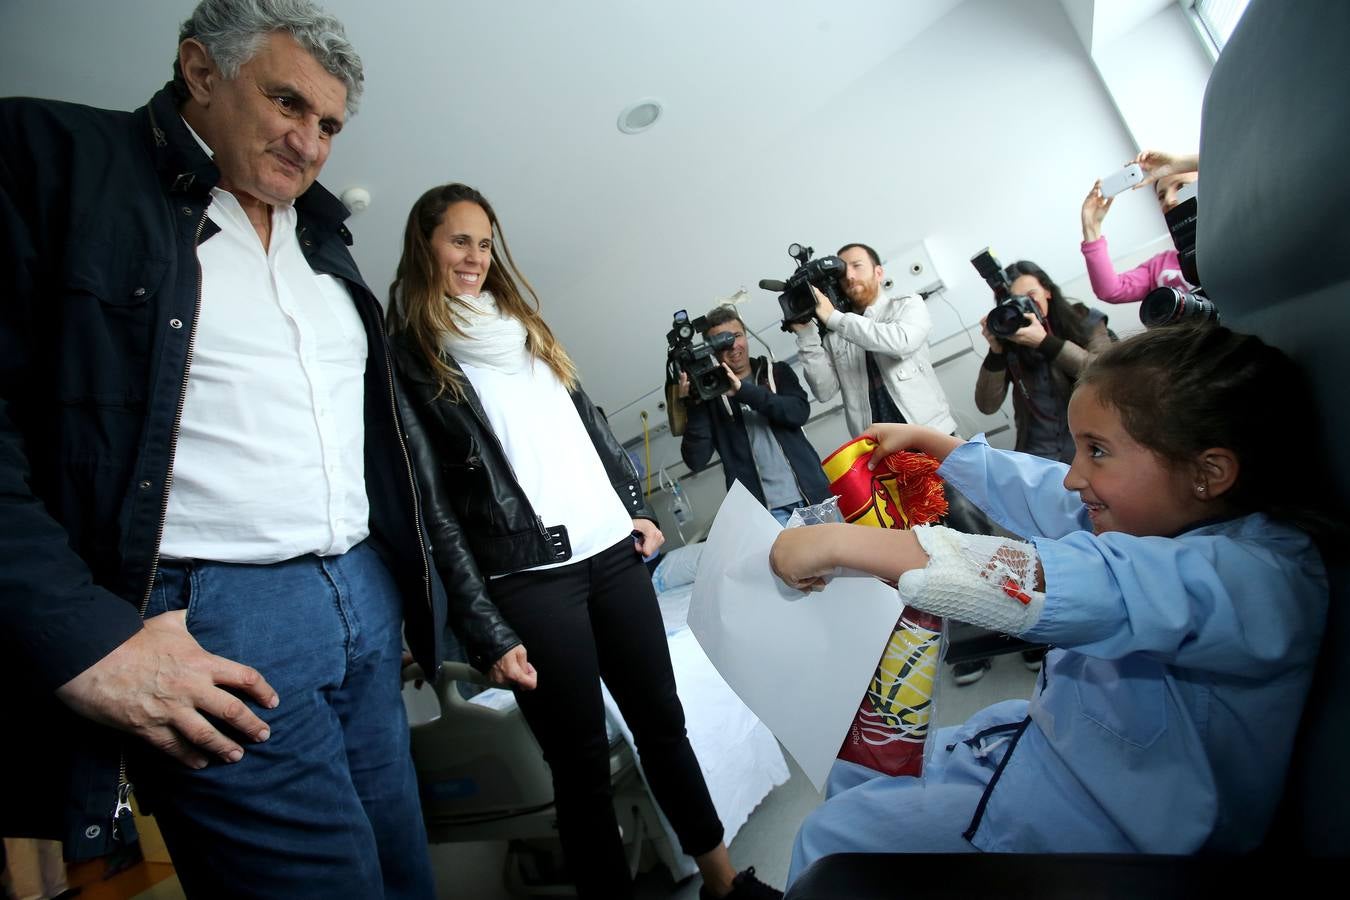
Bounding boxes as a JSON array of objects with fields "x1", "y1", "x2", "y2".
[
  {"x1": 679, "y1": 307, "x2": 831, "y2": 525},
  {"x1": 976, "y1": 261, "x2": 1114, "y2": 464},
  {"x1": 791, "y1": 243, "x2": 957, "y2": 436}
]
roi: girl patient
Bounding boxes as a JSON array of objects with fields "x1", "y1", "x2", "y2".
[{"x1": 771, "y1": 325, "x2": 1332, "y2": 883}]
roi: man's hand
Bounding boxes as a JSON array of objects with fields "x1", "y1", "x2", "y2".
[
  {"x1": 979, "y1": 315, "x2": 1002, "y2": 353},
  {"x1": 1081, "y1": 179, "x2": 1113, "y2": 241},
  {"x1": 632, "y1": 517, "x2": 664, "y2": 557},
  {"x1": 488, "y1": 644, "x2": 538, "y2": 691},
  {"x1": 809, "y1": 284, "x2": 836, "y2": 324},
  {"x1": 721, "y1": 362, "x2": 741, "y2": 395},
  {"x1": 677, "y1": 371, "x2": 691, "y2": 399},
  {"x1": 1007, "y1": 314, "x2": 1048, "y2": 348},
  {"x1": 55, "y1": 611, "x2": 278, "y2": 769}
]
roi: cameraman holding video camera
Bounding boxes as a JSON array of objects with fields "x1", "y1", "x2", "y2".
[
  {"x1": 679, "y1": 307, "x2": 831, "y2": 525},
  {"x1": 791, "y1": 243, "x2": 957, "y2": 436}
]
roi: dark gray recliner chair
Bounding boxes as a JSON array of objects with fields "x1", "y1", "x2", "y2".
[{"x1": 786, "y1": 1, "x2": 1350, "y2": 894}]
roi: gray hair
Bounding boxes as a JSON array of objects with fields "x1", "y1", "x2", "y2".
[{"x1": 174, "y1": 0, "x2": 364, "y2": 114}]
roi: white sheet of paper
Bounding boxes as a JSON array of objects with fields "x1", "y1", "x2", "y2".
[{"x1": 688, "y1": 482, "x2": 902, "y2": 791}]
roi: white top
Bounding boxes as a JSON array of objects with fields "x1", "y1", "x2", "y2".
[
  {"x1": 160, "y1": 121, "x2": 369, "y2": 562},
  {"x1": 459, "y1": 351, "x2": 633, "y2": 572}
]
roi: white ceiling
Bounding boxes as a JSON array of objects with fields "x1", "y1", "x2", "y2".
[{"x1": 8, "y1": 0, "x2": 1108, "y2": 421}]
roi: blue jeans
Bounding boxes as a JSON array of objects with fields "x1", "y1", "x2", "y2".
[
  {"x1": 132, "y1": 542, "x2": 434, "y2": 899},
  {"x1": 770, "y1": 499, "x2": 807, "y2": 526}
]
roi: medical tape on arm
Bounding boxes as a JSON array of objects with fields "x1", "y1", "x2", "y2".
[{"x1": 896, "y1": 525, "x2": 1045, "y2": 635}]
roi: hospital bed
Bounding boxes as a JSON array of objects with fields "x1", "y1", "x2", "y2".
[{"x1": 402, "y1": 542, "x2": 790, "y2": 894}]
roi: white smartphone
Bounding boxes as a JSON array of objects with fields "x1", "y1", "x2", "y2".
[{"x1": 1099, "y1": 162, "x2": 1145, "y2": 197}]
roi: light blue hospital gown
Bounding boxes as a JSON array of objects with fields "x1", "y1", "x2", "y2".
[{"x1": 789, "y1": 437, "x2": 1328, "y2": 883}]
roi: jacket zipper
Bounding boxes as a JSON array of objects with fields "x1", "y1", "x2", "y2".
[
  {"x1": 111, "y1": 208, "x2": 209, "y2": 840},
  {"x1": 373, "y1": 314, "x2": 435, "y2": 620},
  {"x1": 740, "y1": 359, "x2": 807, "y2": 506},
  {"x1": 459, "y1": 381, "x2": 549, "y2": 540}
]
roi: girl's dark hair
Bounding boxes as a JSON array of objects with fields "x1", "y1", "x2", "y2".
[
  {"x1": 1007, "y1": 260, "x2": 1091, "y2": 347},
  {"x1": 1080, "y1": 325, "x2": 1335, "y2": 541}
]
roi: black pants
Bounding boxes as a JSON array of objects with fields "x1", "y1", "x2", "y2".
[{"x1": 489, "y1": 538, "x2": 724, "y2": 899}]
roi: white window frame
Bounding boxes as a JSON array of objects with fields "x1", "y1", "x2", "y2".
[{"x1": 1180, "y1": 0, "x2": 1252, "y2": 61}]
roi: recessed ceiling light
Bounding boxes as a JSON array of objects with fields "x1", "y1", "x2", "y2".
[{"x1": 618, "y1": 98, "x2": 663, "y2": 134}]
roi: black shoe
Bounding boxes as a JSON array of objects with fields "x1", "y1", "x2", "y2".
[
  {"x1": 1021, "y1": 648, "x2": 1047, "y2": 672},
  {"x1": 952, "y1": 658, "x2": 992, "y2": 686},
  {"x1": 699, "y1": 866, "x2": 783, "y2": 900}
]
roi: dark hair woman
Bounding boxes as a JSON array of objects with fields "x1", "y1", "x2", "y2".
[
  {"x1": 387, "y1": 183, "x2": 780, "y2": 900},
  {"x1": 975, "y1": 260, "x2": 1115, "y2": 463}
]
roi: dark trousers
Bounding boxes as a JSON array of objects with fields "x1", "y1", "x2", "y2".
[
  {"x1": 132, "y1": 542, "x2": 434, "y2": 899},
  {"x1": 489, "y1": 538, "x2": 724, "y2": 899}
]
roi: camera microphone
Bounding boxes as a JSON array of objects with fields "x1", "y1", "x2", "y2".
[{"x1": 758, "y1": 278, "x2": 789, "y2": 292}]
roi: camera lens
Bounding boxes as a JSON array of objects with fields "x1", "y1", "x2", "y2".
[
  {"x1": 1140, "y1": 287, "x2": 1218, "y2": 328},
  {"x1": 987, "y1": 301, "x2": 1027, "y2": 337}
]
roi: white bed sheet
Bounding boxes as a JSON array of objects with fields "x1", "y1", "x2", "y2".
[{"x1": 468, "y1": 580, "x2": 789, "y2": 880}]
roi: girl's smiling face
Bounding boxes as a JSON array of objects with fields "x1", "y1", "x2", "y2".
[{"x1": 1062, "y1": 385, "x2": 1211, "y2": 536}]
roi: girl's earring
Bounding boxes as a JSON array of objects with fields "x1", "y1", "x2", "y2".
[{"x1": 1195, "y1": 483, "x2": 1207, "y2": 494}]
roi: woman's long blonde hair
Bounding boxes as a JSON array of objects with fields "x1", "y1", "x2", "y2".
[{"x1": 386, "y1": 183, "x2": 577, "y2": 400}]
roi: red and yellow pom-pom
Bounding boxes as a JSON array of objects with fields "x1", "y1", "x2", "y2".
[{"x1": 821, "y1": 436, "x2": 948, "y2": 530}]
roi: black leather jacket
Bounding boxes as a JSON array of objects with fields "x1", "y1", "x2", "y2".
[{"x1": 392, "y1": 333, "x2": 654, "y2": 672}]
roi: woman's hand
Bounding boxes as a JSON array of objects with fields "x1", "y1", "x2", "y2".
[
  {"x1": 861, "y1": 423, "x2": 964, "y2": 467},
  {"x1": 632, "y1": 518, "x2": 664, "y2": 557},
  {"x1": 979, "y1": 315, "x2": 1002, "y2": 353},
  {"x1": 770, "y1": 526, "x2": 838, "y2": 591},
  {"x1": 1081, "y1": 179, "x2": 1113, "y2": 241},
  {"x1": 1007, "y1": 314, "x2": 1048, "y2": 348},
  {"x1": 1133, "y1": 149, "x2": 1199, "y2": 188},
  {"x1": 489, "y1": 644, "x2": 538, "y2": 691}
]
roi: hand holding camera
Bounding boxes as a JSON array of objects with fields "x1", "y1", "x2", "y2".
[
  {"x1": 1081, "y1": 179, "x2": 1115, "y2": 242},
  {"x1": 760, "y1": 243, "x2": 851, "y2": 332},
  {"x1": 969, "y1": 248, "x2": 1048, "y2": 345}
]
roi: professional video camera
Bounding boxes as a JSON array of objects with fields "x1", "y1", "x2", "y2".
[
  {"x1": 970, "y1": 247, "x2": 1043, "y2": 338},
  {"x1": 759, "y1": 243, "x2": 850, "y2": 332},
  {"x1": 665, "y1": 309, "x2": 734, "y2": 404},
  {"x1": 1140, "y1": 181, "x2": 1220, "y2": 327}
]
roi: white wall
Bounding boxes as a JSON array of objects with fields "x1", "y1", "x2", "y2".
[
  {"x1": 626, "y1": 0, "x2": 1213, "y2": 542},
  {"x1": 1091, "y1": 2, "x2": 1211, "y2": 151}
]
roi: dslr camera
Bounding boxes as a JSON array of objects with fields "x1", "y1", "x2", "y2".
[
  {"x1": 970, "y1": 248, "x2": 1043, "y2": 338},
  {"x1": 760, "y1": 243, "x2": 851, "y2": 332},
  {"x1": 665, "y1": 309, "x2": 734, "y2": 404},
  {"x1": 1140, "y1": 180, "x2": 1219, "y2": 328}
]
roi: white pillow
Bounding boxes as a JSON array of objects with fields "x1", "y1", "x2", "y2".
[{"x1": 652, "y1": 542, "x2": 704, "y2": 593}]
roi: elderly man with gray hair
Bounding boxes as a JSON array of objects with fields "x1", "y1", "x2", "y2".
[{"x1": 0, "y1": 1, "x2": 444, "y2": 896}]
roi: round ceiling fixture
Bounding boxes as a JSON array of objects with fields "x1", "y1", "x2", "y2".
[{"x1": 617, "y1": 98, "x2": 663, "y2": 135}]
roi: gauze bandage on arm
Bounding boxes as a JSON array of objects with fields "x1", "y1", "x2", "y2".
[{"x1": 897, "y1": 525, "x2": 1046, "y2": 635}]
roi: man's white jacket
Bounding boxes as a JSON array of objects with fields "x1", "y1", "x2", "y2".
[{"x1": 795, "y1": 291, "x2": 958, "y2": 436}]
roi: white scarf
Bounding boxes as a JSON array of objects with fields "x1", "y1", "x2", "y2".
[{"x1": 438, "y1": 291, "x2": 531, "y2": 373}]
